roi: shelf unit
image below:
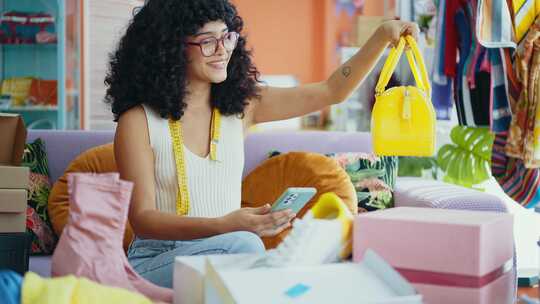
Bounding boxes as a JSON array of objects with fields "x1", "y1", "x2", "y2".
[{"x1": 0, "y1": 0, "x2": 82, "y2": 130}]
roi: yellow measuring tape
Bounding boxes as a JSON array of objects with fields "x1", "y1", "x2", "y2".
[{"x1": 168, "y1": 108, "x2": 221, "y2": 216}]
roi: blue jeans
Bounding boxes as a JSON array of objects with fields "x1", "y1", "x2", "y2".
[{"x1": 127, "y1": 231, "x2": 265, "y2": 288}]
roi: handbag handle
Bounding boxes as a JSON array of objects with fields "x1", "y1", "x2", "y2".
[{"x1": 375, "y1": 35, "x2": 431, "y2": 98}]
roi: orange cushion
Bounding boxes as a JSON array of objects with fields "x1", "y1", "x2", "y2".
[
  {"x1": 242, "y1": 152, "x2": 357, "y2": 249},
  {"x1": 48, "y1": 143, "x2": 134, "y2": 252}
]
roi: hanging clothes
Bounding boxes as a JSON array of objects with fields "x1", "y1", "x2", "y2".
[
  {"x1": 441, "y1": 0, "x2": 515, "y2": 132},
  {"x1": 454, "y1": 4, "x2": 477, "y2": 126},
  {"x1": 490, "y1": 49, "x2": 513, "y2": 132},
  {"x1": 431, "y1": 0, "x2": 454, "y2": 120},
  {"x1": 476, "y1": 0, "x2": 517, "y2": 48},
  {"x1": 531, "y1": 39, "x2": 540, "y2": 159},
  {"x1": 505, "y1": 16, "x2": 540, "y2": 167},
  {"x1": 444, "y1": 0, "x2": 468, "y2": 78},
  {"x1": 493, "y1": 132, "x2": 540, "y2": 208},
  {"x1": 503, "y1": 48, "x2": 522, "y2": 109},
  {"x1": 512, "y1": 0, "x2": 540, "y2": 42}
]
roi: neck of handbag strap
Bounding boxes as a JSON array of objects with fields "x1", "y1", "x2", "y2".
[
  {"x1": 168, "y1": 108, "x2": 221, "y2": 216},
  {"x1": 375, "y1": 35, "x2": 431, "y2": 98}
]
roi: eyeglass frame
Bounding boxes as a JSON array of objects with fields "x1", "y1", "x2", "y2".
[{"x1": 186, "y1": 31, "x2": 240, "y2": 57}]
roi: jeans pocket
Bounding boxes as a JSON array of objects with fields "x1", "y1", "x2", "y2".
[{"x1": 127, "y1": 239, "x2": 175, "y2": 260}]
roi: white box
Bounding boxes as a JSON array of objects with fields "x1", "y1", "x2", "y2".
[
  {"x1": 174, "y1": 254, "x2": 256, "y2": 304},
  {"x1": 174, "y1": 250, "x2": 422, "y2": 304}
]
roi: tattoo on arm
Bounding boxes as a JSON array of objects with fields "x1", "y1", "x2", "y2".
[{"x1": 342, "y1": 66, "x2": 352, "y2": 78}]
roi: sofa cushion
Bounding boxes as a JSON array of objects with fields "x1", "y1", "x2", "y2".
[
  {"x1": 393, "y1": 177, "x2": 508, "y2": 213},
  {"x1": 269, "y1": 151, "x2": 398, "y2": 213},
  {"x1": 326, "y1": 152, "x2": 398, "y2": 212},
  {"x1": 48, "y1": 143, "x2": 134, "y2": 251},
  {"x1": 242, "y1": 152, "x2": 357, "y2": 249}
]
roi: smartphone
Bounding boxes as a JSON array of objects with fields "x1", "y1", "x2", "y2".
[{"x1": 271, "y1": 187, "x2": 317, "y2": 214}]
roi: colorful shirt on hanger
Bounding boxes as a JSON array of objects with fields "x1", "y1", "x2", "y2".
[
  {"x1": 444, "y1": 0, "x2": 469, "y2": 77},
  {"x1": 512, "y1": 0, "x2": 540, "y2": 42},
  {"x1": 493, "y1": 132, "x2": 540, "y2": 208},
  {"x1": 506, "y1": 16, "x2": 540, "y2": 167},
  {"x1": 444, "y1": 0, "x2": 514, "y2": 133},
  {"x1": 432, "y1": 0, "x2": 454, "y2": 120},
  {"x1": 490, "y1": 49, "x2": 513, "y2": 132},
  {"x1": 476, "y1": 0, "x2": 517, "y2": 48},
  {"x1": 455, "y1": 4, "x2": 493, "y2": 127}
]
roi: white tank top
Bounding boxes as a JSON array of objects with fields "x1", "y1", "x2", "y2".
[{"x1": 142, "y1": 104, "x2": 244, "y2": 217}]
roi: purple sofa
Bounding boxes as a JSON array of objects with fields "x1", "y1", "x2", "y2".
[{"x1": 26, "y1": 130, "x2": 515, "y2": 296}]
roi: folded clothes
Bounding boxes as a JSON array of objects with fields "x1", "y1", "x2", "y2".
[
  {"x1": 0, "y1": 270, "x2": 23, "y2": 304},
  {"x1": 21, "y1": 272, "x2": 153, "y2": 304}
]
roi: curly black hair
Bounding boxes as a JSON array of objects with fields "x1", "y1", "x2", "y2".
[{"x1": 104, "y1": 0, "x2": 261, "y2": 121}]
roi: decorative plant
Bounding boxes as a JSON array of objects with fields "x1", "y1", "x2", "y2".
[
  {"x1": 398, "y1": 157, "x2": 438, "y2": 179},
  {"x1": 437, "y1": 126, "x2": 494, "y2": 188}
]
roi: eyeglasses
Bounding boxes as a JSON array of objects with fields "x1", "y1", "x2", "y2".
[{"x1": 187, "y1": 32, "x2": 239, "y2": 57}]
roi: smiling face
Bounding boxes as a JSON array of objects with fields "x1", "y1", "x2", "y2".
[{"x1": 185, "y1": 21, "x2": 238, "y2": 85}]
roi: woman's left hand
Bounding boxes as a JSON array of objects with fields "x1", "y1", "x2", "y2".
[{"x1": 377, "y1": 20, "x2": 420, "y2": 47}]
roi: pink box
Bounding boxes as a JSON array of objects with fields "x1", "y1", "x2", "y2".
[{"x1": 353, "y1": 207, "x2": 514, "y2": 304}]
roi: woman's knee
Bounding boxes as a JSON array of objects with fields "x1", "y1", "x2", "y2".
[{"x1": 227, "y1": 231, "x2": 265, "y2": 254}]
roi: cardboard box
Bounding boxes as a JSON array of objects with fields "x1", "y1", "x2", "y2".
[
  {"x1": 174, "y1": 254, "x2": 253, "y2": 304},
  {"x1": 0, "y1": 166, "x2": 29, "y2": 189},
  {"x1": 174, "y1": 250, "x2": 422, "y2": 304},
  {"x1": 413, "y1": 269, "x2": 514, "y2": 304},
  {"x1": 353, "y1": 207, "x2": 514, "y2": 304},
  {"x1": 0, "y1": 113, "x2": 27, "y2": 166},
  {"x1": 0, "y1": 114, "x2": 29, "y2": 190},
  {"x1": 0, "y1": 213, "x2": 26, "y2": 232},
  {"x1": 0, "y1": 189, "x2": 27, "y2": 233},
  {"x1": 0, "y1": 189, "x2": 27, "y2": 213}
]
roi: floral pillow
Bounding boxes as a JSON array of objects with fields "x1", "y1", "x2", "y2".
[
  {"x1": 268, "y1": 151, "x2": 398, "y2": 213},
  {"x1": 22, "y1": 138, "x2": 57, "y2": 254}
]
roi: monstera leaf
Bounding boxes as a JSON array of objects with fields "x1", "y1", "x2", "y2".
[
  {"x1": 437, "y1": 126, "x2": 494, "y2": 188},
  {"x1": 398, "y1": 157, "x2": 438, "y2": 179}
]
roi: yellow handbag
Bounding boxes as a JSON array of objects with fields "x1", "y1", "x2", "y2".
[{"x1": 371, "y1": 35, "x2": 436, "y2": 156}]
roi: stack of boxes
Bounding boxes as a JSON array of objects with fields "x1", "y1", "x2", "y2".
[
  {"x1": 0, "y1": 113, "x2": 30, "y2": 274},
  {"x1": 354, "y1": 207, "x2": 515, "y2": 304}
]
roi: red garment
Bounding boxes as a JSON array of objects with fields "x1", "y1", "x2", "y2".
[{"x1": 444, "y1": 0, "x2": 468, "y2": 77}]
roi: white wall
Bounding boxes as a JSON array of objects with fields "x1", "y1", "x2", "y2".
[{"x1": 86, "y1": 0, "x2": 141, "y2": 130}]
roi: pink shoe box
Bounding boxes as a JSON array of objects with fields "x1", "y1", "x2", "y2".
[{"x1": 353, "y1": 207, "x2": 514, "y2": 304}]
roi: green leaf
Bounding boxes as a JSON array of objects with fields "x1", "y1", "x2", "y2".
[
  {"x1": 437, "y1": 126, "x2": 494, "y2": 188},
  {"x1": 397, "y1": 157, "x2": 437, "y2": 177}
]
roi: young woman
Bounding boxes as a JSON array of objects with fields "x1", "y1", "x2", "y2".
[{"x1": 106, "y1": 0, "x2": 418, "y2": 288}]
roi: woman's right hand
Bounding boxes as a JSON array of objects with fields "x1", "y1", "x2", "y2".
[{"x1": 221, "y1": 205, "x2": 296, "y2": 237}]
